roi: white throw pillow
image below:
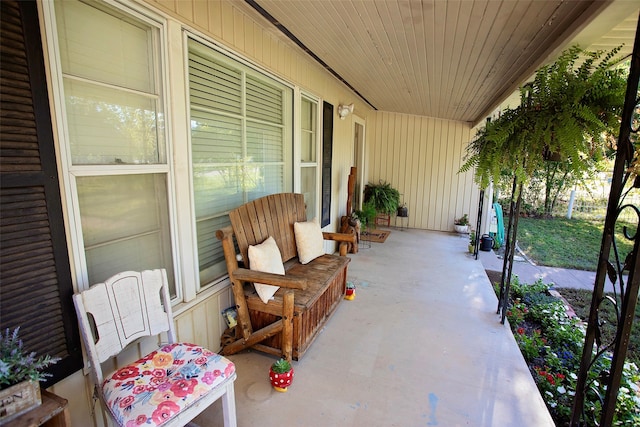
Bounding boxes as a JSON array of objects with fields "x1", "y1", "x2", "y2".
[
  {"x1": 294, "y1": 217, "x2": 325, "y2": 264},
  {"x1": 248, "y1": 236, "x2": 284, "y2": 303}
]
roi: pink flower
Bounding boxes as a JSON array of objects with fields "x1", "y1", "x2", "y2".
[
  {"x1": 112, "y1": 366, "x2": 139, "y2": 381},
  {"x1": 152, "y1": 369, "x2": 166, "y2": 378},
  {"x1": 202, "y1": 371, "x2": 216, "y2": 385},
  {"x1": 517, "y1": 327, "x2": 525, "y2": 335},
  {"x1": 170, "y1": 378, "x2": 197, "y2": 397},
  {"x1": 126, "y1": 415, "x2": 147, "y2": 427},
  {"x1": 119, "y1": 395, "x2": 135, "y2": 408},
  {"x1": 224, "y1": 363, "x2": 235, "y2": 377},
  {"x1": 195, "y1": 356, "x2": 207, "y2": 365},
  {"x1": 132, "y1": 385, "x2": 146, "y2": 394},
  {"x1": 151, "y1": 401, "x2": 180, "y2": 425}
]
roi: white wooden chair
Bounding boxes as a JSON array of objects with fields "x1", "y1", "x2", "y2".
[{"x1": 73, "y1": 269, "x2": 237, "y2": 427}]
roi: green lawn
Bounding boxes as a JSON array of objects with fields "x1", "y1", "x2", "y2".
[{"x1": 516, "y1": 217, "x2": 635, "y2": 271}]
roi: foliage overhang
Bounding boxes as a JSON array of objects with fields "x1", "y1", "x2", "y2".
[{"x1": 460, "y1": 45, "x2": 628, "y2": 190}]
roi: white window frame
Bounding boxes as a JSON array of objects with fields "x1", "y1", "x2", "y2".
[
  {"x1": 294, "y1": 90, "x2": 322, "y2": 220},
  {"x1": 40, "y1": 0, "x2": 182, "y2": 298}
]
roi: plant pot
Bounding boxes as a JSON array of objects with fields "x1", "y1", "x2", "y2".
[
  {"x1": 269, "y1": 366, "x2": 294, "y2": 392},
  {"x1": 0, "y1": 380, "x2": 41, "y2": 422},
  {"x1": 397, "y1": 206, "x2": 408, "y2": 217},
  {"x1": 454, "y1": 224, "x2": 469, "y2": 234},
  {"x1": 468, "y1": 244, "x2": 475, "y2": 253}
]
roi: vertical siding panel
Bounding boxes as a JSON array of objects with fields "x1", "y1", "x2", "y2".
[
  {"x1": 413, "y1": 119, "x2": 426, "y2": 228},
  {"x1": 376, "y1": 112, "x2": 385, "y2": 183},
  {"x1": 428, "y1": 120, "x2": 440, "y2": 229},
  {"x1": 375, "y1": 112, "x2": 384, "y2": 182},
  {"x1": 262, "y1": 33, "x2": 272, "y2": 68},
  {"x1": 244, "y1": 15, "x2": 254, "y2": 57},
  {"x1": 384, "y1": 113, "x2": 393, "y2": 182},
  {"x1": 233, "y1": 7, "x2": 245, "y2": 52},
  {"x1": 419, "y1": 118, "x2": 430, "y2": 229},
  {"x1": 386, "y1": 114, "x2": 396, "y2": 181},
  {"x1": 192, "y1": 0, "x2": 208, "y2": 30},
  {"x1": 442, "y1": 121, "x2": 455, "y2": 229},
  {"x1": 192, "y1": 304, "x2": 209, "y2": 346},
  {"x1": 156, "y1": 0, "x2": 176, "y2": 13},
  {"x1": 221, "y1": 1, "x2": 234, "y2": 44},
  {"x1": 403, "y1": 115, "x2": 415, "y2": 210},
  {"x1": 204, "y1": 299, "x2": 217, "y2": 351},
  {"x1": 175, "y1": 0, "x2": 193, "y2": 23},
  {"x1": 456, "y1": 126, "x2": 466, "y2": 218},
  {"x1": 271, "y1": 37, "x2": 279, "y2": 71},
  {"x1": 390, "y1": 115, "x2": 400, "y2": 186},
  {"x1": 434, "y1": 121, "x2": 442, "y2": 229},
  {"x1": 208, "y1": 0, "x2": 223, "y2": 38},
  {"x1": 253, "y1": 23, "x2": 263, "y2": 63},
  {"x1": 176, "y1": 313, "x2": 195, "y2": 344}
]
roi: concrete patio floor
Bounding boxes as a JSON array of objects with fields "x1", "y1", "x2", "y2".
[{"x1": 196, "y1": 228, "x2": 554, "y2": 427}]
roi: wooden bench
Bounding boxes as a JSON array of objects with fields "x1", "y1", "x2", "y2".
[{"x1": 216, "y1": 193, "x2": 356, "y2": 361}]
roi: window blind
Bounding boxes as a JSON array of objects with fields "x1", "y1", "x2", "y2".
[{"x1": 188, "y1": 39, "x2": 292, "y2": 286}]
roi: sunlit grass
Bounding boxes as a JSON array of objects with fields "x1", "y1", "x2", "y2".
[{"x1": 516, "y1": 217, "x2": 636, "y2": 271}]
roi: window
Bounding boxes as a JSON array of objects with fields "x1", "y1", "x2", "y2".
[
  {"x1": 188, "y1": 38, "x2": 293, "y2": 286},
  {"x1": 53, "y1": 0, "x2": 175, "y2": 294},
  {"x1": 300, "y1": 95, "x2": 320, "y2": 220}
]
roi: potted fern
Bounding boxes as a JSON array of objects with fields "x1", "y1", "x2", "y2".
[
  {"x1": 363, "y1": 181, "x2": 400, "y2": 217},
  {"x1": 0, "y1": 327, "x2": 60, "y2": 421},
  {"x1": 269, "y1": 358, "x2": 294, "y2": 392},
  {"x1": 352, "y1": 201, "x2": 377, "y2": 233}
]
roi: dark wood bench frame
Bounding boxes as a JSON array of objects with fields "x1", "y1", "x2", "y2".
[{"x1": 216, "y1": 193, "x2": 356, "y2": 361}]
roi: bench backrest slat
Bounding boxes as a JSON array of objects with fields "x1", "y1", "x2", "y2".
[{"x1": 229, "y1": 193, "x2": 307, "y2": 266}]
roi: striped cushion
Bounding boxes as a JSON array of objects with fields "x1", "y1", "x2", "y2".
[{"x1": 102, "y1": 343, "x2": 235, "y2": 426}]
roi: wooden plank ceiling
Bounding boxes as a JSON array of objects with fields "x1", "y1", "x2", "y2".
[{"x1": 247, "y1": 0, "x2": 639, "y2": 125}]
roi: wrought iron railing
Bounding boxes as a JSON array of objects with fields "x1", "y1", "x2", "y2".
[{"x1": 570, "y1": 15, "x2": 640, "y2": 426}]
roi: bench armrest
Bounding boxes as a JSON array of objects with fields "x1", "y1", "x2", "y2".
[
  {"x1": 232, "y1": 268, "x2": 308, "y2": 290},
  {"x1": 323, "y1": 231, "x2": 357, "y2": 256},
  {"x1": 322, "y1": 231, "x2": 356, "y2": 244}
]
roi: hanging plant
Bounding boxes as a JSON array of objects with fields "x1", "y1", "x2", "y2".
[{"x1": 460, "y1": 45, "x2": 628, "y2": 190}]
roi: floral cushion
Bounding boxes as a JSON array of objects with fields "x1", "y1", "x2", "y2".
[{"x1": 102, "y1": 343, "x2": 235, "y2": 427}]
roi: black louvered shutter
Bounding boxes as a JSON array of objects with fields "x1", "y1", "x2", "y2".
[{"x1": 0, "y1": 0, "x2": 82, "y2": 386}]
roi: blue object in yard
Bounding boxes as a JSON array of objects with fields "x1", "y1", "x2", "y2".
[{"x1": 493, "y1": 202, "x2": 505, "y2": 247}]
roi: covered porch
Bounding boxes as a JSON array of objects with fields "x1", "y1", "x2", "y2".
[{"x1": 198, "y1": 229, "x2": 554, "y2": 426}]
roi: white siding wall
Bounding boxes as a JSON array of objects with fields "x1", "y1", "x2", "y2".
[{"x1": 367, "y1": 111, "x2": 479, "y2": 231}]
